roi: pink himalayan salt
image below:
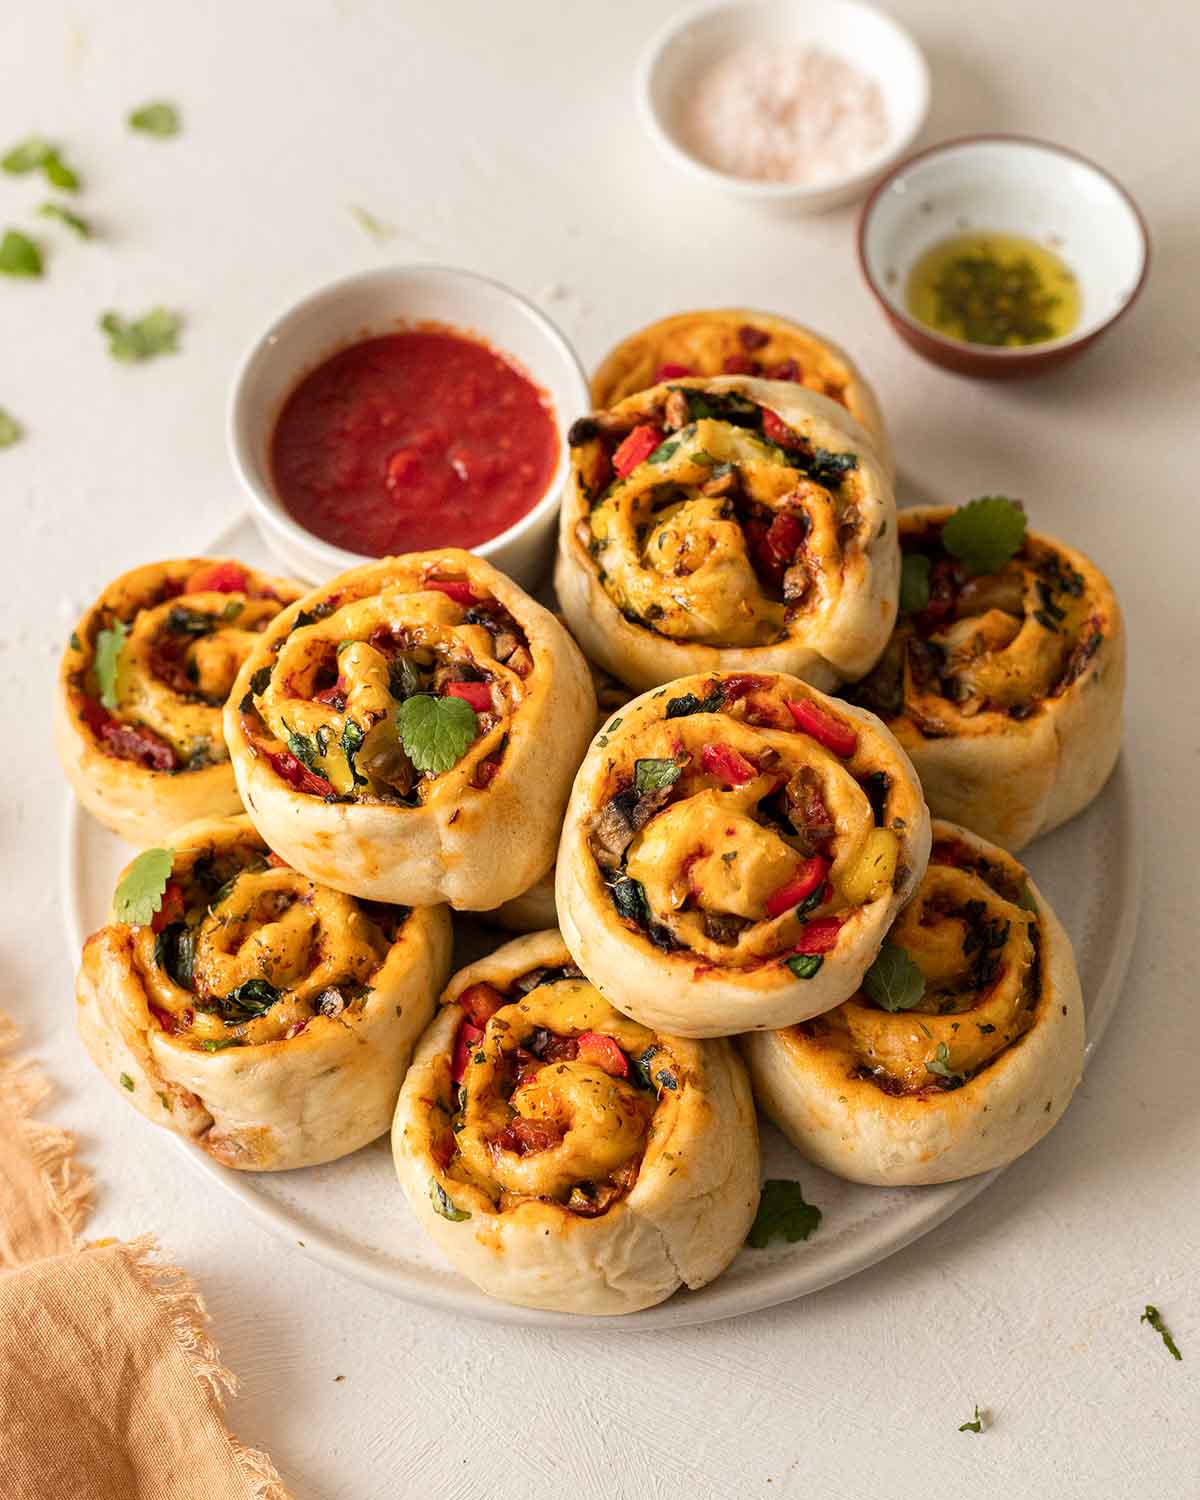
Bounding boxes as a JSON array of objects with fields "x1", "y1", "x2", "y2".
[{"x1": 679, "y1": 44, "x2": 890, "y2": 185}]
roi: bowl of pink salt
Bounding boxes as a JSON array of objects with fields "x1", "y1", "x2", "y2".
[{"x1": 638, "y1": 0, "x2": 930, "y2": 212}]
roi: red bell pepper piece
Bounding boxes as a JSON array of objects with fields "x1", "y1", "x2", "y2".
[
  {"x1": 723, "y1": 353, "x2": 755, "y2": 374},
  {"x1": 150, "y1": 881, "x2": 185, "y2": 934},
  {"x1": 765, "y1": 511, "x2": 806, "y2": 564},
  {"x1": 148, "y1": 1004, "x2": 177, "y2": 1035},
  {"x1": 654, "y1": 362, "x2": 692, "y2": 382},
  {"x1": 459, "y1": 983, "x2": 505, "y2": 1027},
  {"x1": 425, "y1": 578, "x2": 475, "y2": 605},
  {"x1": 785, "y1": 699, "x2": 859, "y2": 757},
  {"x1": 185, "y1": 561, "x2": 248, "y2": 595},
  {"x1": 312, "y1": 678, "x2": 347, "y2": 706},
  {"x1": 612, "y1": 424, "x2": 664, "y2": 479},
  {"x1": 765, "y1": 857, "x2": 829, "y2": 919},
  {"x1": 451, "y1": 1021, "x2": 485, "y2": 1085},
  {"x1": 576, "y1": 1032, "x2": 629, "y2": 1078},
  {"x1": 445, "y1": 680, "x2": 493, "y2": 713},
  {"x1": 700, "y1": 743, "x2": 757, "y2": 786},
  {"x1": 722, "y1": 673, "x2": 771, "y2": 702},
  {"x1": 793, "y1": 914, "x2": 844, "y2": 955},
  {"x1": 916, "y1": 557, "x2": 961, "y2": 631},
  {"x1": 765, "y1": 358, "x2": 800, "y2": 381},
  {"x1": 266, "y1": 852, "x2": 290, "y2": 868},
  {"x1": 761, "y1": 409, "x2": 801, "y2": 448},
  {"x1": 268, "y1": 750, "x2": 335, "y2": 798},
  {"x1": 80, "y1": 698, "x2": 179, "y2": 771}
]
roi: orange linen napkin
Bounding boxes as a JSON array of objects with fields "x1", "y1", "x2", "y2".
[{"x1": 0, "y1": 1015, "x2": 291, "y2": 1499}]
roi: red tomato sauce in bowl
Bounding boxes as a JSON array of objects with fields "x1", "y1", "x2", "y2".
[{"x1": 269, "y1": 327, "x2": 560, "y2": 555}]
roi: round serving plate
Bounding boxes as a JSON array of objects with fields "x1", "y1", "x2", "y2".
[{"x1": 62, "y1": 515, "x2": 1141, "y2": 1330}]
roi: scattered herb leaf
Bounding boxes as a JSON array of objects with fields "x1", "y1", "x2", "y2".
[
  {"x1": 926, "y1": 1042, "x2": 961, "y2": 1081},
  {"x1": 200, "y1": 1038, "x2": 238, "y2": 1052},
  {"x1": 747, "y1": 1179, "x2": 822, "y2": 1248},
  {"x1": 113, "y1": 847, "x2": 175, "y2": 925},
  {"x1": 99, "y1": 307, "x2": 181, "y2": 362},
  {"x1": 38, "y1": 201, "x2": 90, "y2": 237},
  {"x1": 958, "y1": 1405, "x2": 984, "y2": 1433},
  {"x1": 0, "y1": 409, "x2": 22, "y2": 448},
  {"x1": 942, "y1": 497, "x2": 1026, "y2": 576},
  {"x1": 863, "y1": 942, "x2": 926, "y2": 1012},
  {"x1": 396, "y1": 693, "x2": 477, "y2": 774},
  {"x1": 341, "y1": 718, "x2": 366, "y2": 785},
  {"x1": 0, "y1": 230, "x2": 43, "y2": 277},
  {"x1": 119, "y1": 1072, "x2": 135, "y2": 1091},
  {"x1": 128, "y1": 101, "x2": 181, "y2": 138},
  {"x1": 2, "y1": 138, "x2": 80, "y2": 189},
  {"x1": 349, "y1": 204, "x2": 393, "y2": 241},
  {"x1": 1141, "y1": 1305, "x2": 1182, "y2": 1361}
]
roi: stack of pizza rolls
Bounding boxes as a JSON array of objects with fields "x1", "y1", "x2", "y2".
[{"x1": 59, "y1": 313, "x2": 1127, "y2": 1319}]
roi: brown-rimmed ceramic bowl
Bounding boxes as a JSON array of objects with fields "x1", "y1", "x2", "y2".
[{"x1": 857, "y1": 136, "x2": 1150, "y2": 378}]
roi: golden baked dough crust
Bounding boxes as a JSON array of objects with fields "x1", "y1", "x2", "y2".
[
  {"x1": 556, "y1": 671, "x2": 930, "y2": 1037},
  {"x1": 741, "y1": 821, "x2": 1085, "y2": 1184},
  {"x1": 75, "y1": 815, "x2": 451, "y2": 1170},
  {"x1": 55, "y1": 559, "x2": 304, "y2": 844},
  {"x1": 391, "y1": 931, "x2": 760, "y2": 1315}
]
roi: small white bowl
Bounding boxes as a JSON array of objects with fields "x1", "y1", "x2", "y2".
[
  {"x1": 638, "y1": 0, "x2": 930, "y2": 213},
  {"x1": 227, "y1": 265, "x2": 590, "y2": 589},
  {"x1": 858, "y1": 136, "x2": 1150, "y2": 377}
]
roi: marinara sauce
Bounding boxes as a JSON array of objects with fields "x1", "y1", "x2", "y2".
[{"x1": 270, "y1": 328, "x2": 559, "y2": 554}]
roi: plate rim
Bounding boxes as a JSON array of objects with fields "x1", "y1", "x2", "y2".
[{"x1": 59, "y1": 516, "x2": 1142, "y2": 1331}]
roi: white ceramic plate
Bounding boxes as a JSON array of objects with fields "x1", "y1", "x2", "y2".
[{"x1": 61, "y1": 517, "x2": 1140, "y2": 1329}]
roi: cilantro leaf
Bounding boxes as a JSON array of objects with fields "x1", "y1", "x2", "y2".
[
  {"x1": 128, "y1": 101, "x2": 181, "y2": 138},
  {"x1": 349, "y1": 204, "x2": 393, "y2": 241},
  {"x1": 94, "y1": 620, "x2": 128, "y2": 710},
  {"x1": 786, "y1": 953, "x2": 823, "y2": 979},
  {"x1": 1, "y1": 138, "x2": 80, "y2": 189},
  {"x1": 0, "y1": 409, "x2": 22, "y2": 448},
  {"x1": 99, "y1": 307, "x2": 182, "y2": 362},
  {"x1": 1141, "y1": 1305, "x2": 1182, "y2": 1361},
  {"x1": 113, "y1": 847, "x2": 175, "y2": 925},
  {"x1": 941, "y1": 497, "x2": 1026, "y2": 576},
  {"x1": 609, "y1": 876, "x2": 651, "y2": 925},
  {"x1": 634, "y1": 757, "x2": 681, "y2": 795},
  {"x1": 899, "y1": 552, "x2": 931, "y2": 612},
  {"x1": 216, "y1": 978, "x2": 281, "y2": 1024},
  {"x1": 341, "y1": 719, "x2": 367, "y2": 785},
  {"x1": 0, "y1": 230, "x2": 43, "y2": 278},
  {"x1": 39, "y1": 201, "x2": 90, "y2": 238},
  {"x1": 430, "y1": 1179, "x2": 470, "y2": 1222},
  {"x1": 2, "y1": 137, "x2": 51, "y2": 174},
  {"x1": 42, "y1": 150, "x2": 79, "y2": 191},
  {"x1": 958, "y1": 1405, "x2": 984, "y2": 1433},
  {"x1": 747, "y1": 1179, "x2": 822, "y2": 1249},
  {"x1": 396, "y1": 693, "x2": 477, "y2": 774},
  {"x1": 863, "y1": 942, "x2": 925, "y2": 1011}
]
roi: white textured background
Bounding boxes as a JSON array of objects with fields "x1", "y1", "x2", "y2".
[{"x1": 2, "y1": 1, "x2": 1197, "y2": 1495}]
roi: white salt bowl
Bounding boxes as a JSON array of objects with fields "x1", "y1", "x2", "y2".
[{"x1": 637, "y1": 0, "x2": 930, "y2": 212}]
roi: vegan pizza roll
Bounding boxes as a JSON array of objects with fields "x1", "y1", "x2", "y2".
[
  {"x1": 55, "y1": 559, "x2": 304, "y2": 845},
  {"x1": 589, "y1": 308, "x2": 891, "y2": 474},
  {"x1": 391, "y1": 930, "x2": 760, "y2": 1315},
  {"x1": 741, "y1": 821, "x2": 1085, "y2": 1185},
  {"x1": 556, "y1": 376, "x2": 897, "y2": 695},
  {"x1": 76, "y1": 815, "x2": 451, "y2": 1170},
  {"x1": 225, "y1": 551, "x2": 596, "y2": 909},
  {"x1": 844, "y1": 500, "x2": 1125, "y2": 851},
  {"x1": 556, "y1": 671, "x2": 931, "y2": 1038}
]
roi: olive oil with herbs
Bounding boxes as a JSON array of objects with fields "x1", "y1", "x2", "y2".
[{"x1": 906, "y1": 232, "x2": 1080, "y2": 348}]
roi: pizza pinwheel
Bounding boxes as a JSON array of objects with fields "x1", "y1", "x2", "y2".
[
  {"x1": 391, "y1": 930, "x2": 759, "y2": 1315},
  {"x1": 589, "y1": 308, "x2": 891, "y2": 474},
  {"x1": 76, "y1": 815, "x2": 451, "y2": 1170},
  {"x1": 741, "y1": 821, "x2": 1085, "y2": 1184},
  {"x1": 843, "y1": 500, "x2": 1125, "y2": 851},
  {"x1": 56, "y1": 559, "x2": 304, "y2": 844},
  {"x1": 556, "y1": 376, "x2": 896, "y2": 694},
  {"x1": 556, "y1": 671, "x2": 930, "y2": 1037},
  {"x1": 225, "y1": 550, "x2": 596, "y2": 909}
]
